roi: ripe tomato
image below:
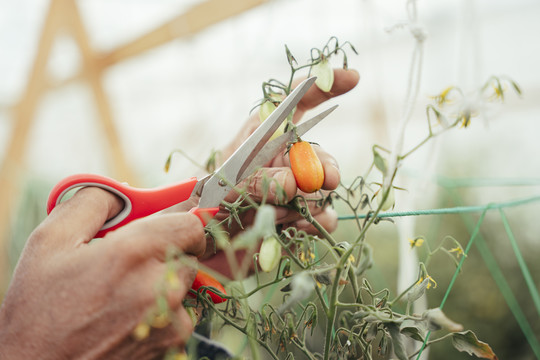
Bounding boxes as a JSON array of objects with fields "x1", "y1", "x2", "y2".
[
  {"x1": 191, "y1": 270, "x2": 227, "y2": 303},
  {"x1": 289, "y1": 141, "x2": 325, "y2": 193}
]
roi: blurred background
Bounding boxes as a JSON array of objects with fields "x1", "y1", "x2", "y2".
[{"x1": 1, "y1": 0, "x2": 539, "y2": 358}]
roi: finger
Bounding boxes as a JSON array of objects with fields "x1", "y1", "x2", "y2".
[
  {"x1": 109, "y1": 213, "x2": 206, "y2": 263},
  {"x1": 292, "y1": 68, "x2": 360, "y2": 122},
  {"x1": 268, "y1": 145, "x2": 340, "y2": 191},
  {"x1": 287, "y1": 207, "x2": 339, "y2": 235},
  {"x1": 170, "y1": 306, "x2": 196, "y2": 348},
  {"x1": 38, "y1": 187, "x2": 124, "y2": 247},
  {"x1": 273, "y1": 191, "x2": 330, "y2": 225},
  {"x1": 313, "y1": 146, "x2": 341, "y2": 190},
  {"x1": 221, "y1": 69, "x2": 359, "y2": 161},
  {"x1": 224, "y1": 167, "x2": 297, "y2": 205},
  {"x1": 164, "y1": 257, "x2": 199, "y2": 310},
  {"x1": 137, "y1": 307, "x2": 194, "y2": 355}
]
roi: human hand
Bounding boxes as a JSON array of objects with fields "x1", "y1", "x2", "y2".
[
  {"x1": 218, "y1": 68, "x2": 360, "y2": 235},
  {"x1": 194, "y1": 69, "x2": 359, "y2": 277},
  {"x1": 0, "y1": 187, "x2": 205, "y2": 359}
]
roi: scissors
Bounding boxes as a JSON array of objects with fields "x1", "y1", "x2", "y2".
[{"x1": 46, "y1": 76, "x2": 337, "y2": 302}]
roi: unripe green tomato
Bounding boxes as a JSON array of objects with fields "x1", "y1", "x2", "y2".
[
  {"x1": 259, "y1": 100, "x2": 276, "y2": 122},
  {"x1": 259, "y1": 100, "x2": 285, "y2": 140},
  {"x1": 259, "y1": 235, "x2": 282, "y2": 272},
  {"x1": 312, "y1": 59, "x2": 334, "y2": 92},
  {"x1": 377, "y1": 186, "x2": 395, "y2": 211}
]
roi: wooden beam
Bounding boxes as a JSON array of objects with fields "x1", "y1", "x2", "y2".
[
  {"x1": 0, "y1": 0, "x2": 271, "y2": 294},
  {"x1": 100, "y1": 0, "x2": 270, "y2": 66},
  {"x1": 0, "y1": 0, "x2": 137, "y2": 292},
  {"x1": 0, "y1": 0, "x2": 64, "y2": 292},
  {"x1": 61, "y1": 0, "x2": 137, "y2": 184}
]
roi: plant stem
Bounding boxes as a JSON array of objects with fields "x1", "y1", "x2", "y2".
[
  {"x1": 205, "y1": 297, "x2": 279, "y2": 360},
  {"x1": 323, "y1": 266, "x2": 343, "y2": 360},
  {"x1": 407, "y1": 333, "x2": 454, "y2": 359}
]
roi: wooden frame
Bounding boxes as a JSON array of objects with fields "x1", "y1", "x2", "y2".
[{"x1": 0, "y1": 0, "x2": 270, "y2": 292}]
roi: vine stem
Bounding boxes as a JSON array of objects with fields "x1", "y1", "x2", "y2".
[
  {"x1": 203, "y1": 296, "x2": 279, "y2": 360},
  {"x1": 384, "y1": 0, "x2": 425, "y2": 191},
  {"x1": 304, "y1": 204, "x2": 360, "y2": 300},
  {"x1": 323, "y1": 266, "x2": 343, "y2": 360},
  {"x1": 322, "y1": 190, "x2": 390, "y2": 360}
]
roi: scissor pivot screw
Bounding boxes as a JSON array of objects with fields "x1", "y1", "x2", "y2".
[{"x1": 218, "y1": 179, "x2": 227, "y2": 187}]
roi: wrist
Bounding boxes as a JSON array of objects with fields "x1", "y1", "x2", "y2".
[{"x1": 0, "y1": 302, "x2": 52, "y2": 359}]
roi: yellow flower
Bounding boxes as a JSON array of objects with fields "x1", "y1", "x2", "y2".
[
  {"x1": 299, "y1": 249, "x2": 316, "y2": 264},
  {"x1": 449, "y1": 246, "x2": 464, "y2": 258},
  {"x1": 417, "y1": 275, "x2": 438, "y2": 289},
  {"x1": 489, "y1": 83, "x2": 507, "y2": 101},
  {"x1": 459, "y1": 111, "x2": 471, "y2": 128},
  {"x1": 409, "y1": 237, "x2": 424, "y2": 249},
  {"x1": 431, "y1": 86, "x2": 456, "y2": 106}
]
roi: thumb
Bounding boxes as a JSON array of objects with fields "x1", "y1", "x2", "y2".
[
  {"x1": 40, "y1": 187, "x2": 124, "y2": 248},
  {"x1": 292, "y1": 68, "x2": 360, "y2": 123}
]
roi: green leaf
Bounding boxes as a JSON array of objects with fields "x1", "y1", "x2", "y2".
[
  {"x1": 400, "y1": 319, "x2": 426, "y2": 342},
  {"x1": 355, "y1": 244, "x2": 373, "y2": 276},
  {"x1": 510, "y1": 80, "x2": 522, "y2": 95},
  {"x1": 407, "y1": 277, "x2": 429, "y2": 303},
  {"x1": 424, "y1": 308, "x2": 463, "y2": 332},
  {"x1": 378, "y1": 332, "x2": 390, "y2": 358},
  {"x1": 285, "y1": 44, "x2": 297, "y2": 66},
  {"x1": 373, "y1": 147, "x2": 388, "y2": 174},
  {"x1": 386, "y1": 323, "x2": 408, "y2": 360},
  {"x1": 366, "y1": 323, "x2": 378, "y2": 342},
  {"x1": 452, "y1": 330, "x2": 498, "y2": 360}
]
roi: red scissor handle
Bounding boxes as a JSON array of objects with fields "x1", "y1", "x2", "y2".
[
  {"x1": 47, "y1": 174, "x2": 219, "y2": 238},
  {"x1": 47, "y1": 173, "x2": 225, "y2": 303}
]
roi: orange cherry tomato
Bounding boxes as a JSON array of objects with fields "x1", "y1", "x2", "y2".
[
  {"x1": 289, "y1": 141, "x2": 325, "y2": 193},
  {"x1": 191, "y1": 270, "x2": 227, "y2": 303}
]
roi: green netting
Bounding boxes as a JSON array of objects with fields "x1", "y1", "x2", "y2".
[
  {"x1": 338, "y1": 180, "x2": 540, "y2": 359},
  {"x1": 444, "y1": 190, "x2": 540, "y2": 359}
]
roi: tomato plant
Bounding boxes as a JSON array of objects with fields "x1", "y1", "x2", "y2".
[{"x1": 159, "y1": 34, "x2": 518, "y2": 360}]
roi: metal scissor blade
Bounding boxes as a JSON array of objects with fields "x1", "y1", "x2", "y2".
[
  {"x1": 238, "y1": 104, "x2": 338, "y2": 180},
  {"x1": 198, "y1": 76, "x2": 317, "y2": 208}
]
